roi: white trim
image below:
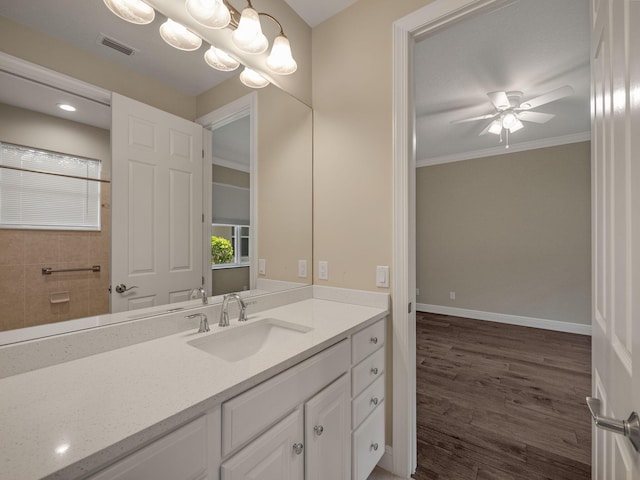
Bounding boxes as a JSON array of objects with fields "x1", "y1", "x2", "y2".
[
  {"x1": 416, "y1": 303, "x2": 592, "y2": 336},
  {"x1": 377, "y1": 446, "x2": 394, "y2": 473},
  {"x1": 0, "y1": 52, "x2": 111, "y2": 105},
  {"x1": 212, "y1": 155, "x2": 250, "y2": 173},
  {"x1": 416, "y1": 131, "x2": 591, "y2": 167},
  {"x1": 393, "y1": 1, "x2": 515, "y2": 476}
]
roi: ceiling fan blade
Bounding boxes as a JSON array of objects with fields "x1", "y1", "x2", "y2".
[
  {"x1": 487, "y1": 91, "x2": 510, "y2": 110},
  {"x1": 518, "y1": 111, "x2": 555, "y2": 123},
  {"x1": 450, "y1": 113, "x2": 497, "y2": 125},
  {"x1": 521, "y1": 85, "x2": 574, "y2": 109}
]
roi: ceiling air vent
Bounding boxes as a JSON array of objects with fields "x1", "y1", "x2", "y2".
[{"x1": 97, "y1": 34, "x2": 137, "y2": 56}]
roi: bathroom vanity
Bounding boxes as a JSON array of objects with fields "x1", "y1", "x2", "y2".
[{"x1": 0, "y1": 287, "x2": 388, "y2": 480}]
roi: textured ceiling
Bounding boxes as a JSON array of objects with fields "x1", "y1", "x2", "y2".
[{"x1": 414, "y1": 0, "x2": 591, "y2": 163}]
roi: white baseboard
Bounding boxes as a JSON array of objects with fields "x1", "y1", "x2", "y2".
[
  {"x1": 416, "y1": 303, "x2": 591, "y2": 336},
  {"x1": 377, "y1": 445, "x2": 393, "y2": 473}
]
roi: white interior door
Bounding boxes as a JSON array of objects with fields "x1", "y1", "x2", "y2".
[
  {"x1": 590, "y1": 0, "x2": 640, "y2": 477},
  {"x1": 111, "y1": 93, "x2": 203, "y2": 313}
]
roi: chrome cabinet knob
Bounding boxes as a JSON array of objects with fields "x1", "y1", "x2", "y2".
[
  {"x1": 370, "y1": 442, "x2": 379, "y2": 452},
  {"x1": 370, "y1": 336, "x2": 378, "y2": 344},
  {"x1": 314, "y1": 425, "x2": 324, "y2": 436},
  {"x1": 370, "y1": 367, "x2": 379, "y2": 375},
  {"x1": 293, "y1": 442, "x2": 304, "y2": 455},
  {"x1": 586, "y1": 397, "x2": 640, "y2": 451},
  {"x1": 370, "y1": 397, "x2": 379, "y2": 406}
]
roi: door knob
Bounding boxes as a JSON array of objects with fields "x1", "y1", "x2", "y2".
[
  {"x1": 292, "y1": 443, "x2": 304, "y2": 455},
  {"x1": 314, "y1": 425, "x2": 324, "y2": 436},
  {"x1": 586, "y1": 397, "x2": 640, "y2": 452},
  {"x1": 115, "y1": 284, "x2": 138, "y2": 294}
]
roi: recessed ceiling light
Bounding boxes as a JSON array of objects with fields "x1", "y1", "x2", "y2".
[{"x1": 57, "y1": 104, "x2": 77, "y2": 112}]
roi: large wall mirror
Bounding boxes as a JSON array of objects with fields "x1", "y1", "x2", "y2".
[{"x1": 0, "y1": 9, "x2": 312, "y2": 343}]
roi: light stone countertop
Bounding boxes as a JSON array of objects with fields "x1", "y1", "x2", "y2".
[{"x1": 0, "y1": 297, "x2": 388, "y2": 480}]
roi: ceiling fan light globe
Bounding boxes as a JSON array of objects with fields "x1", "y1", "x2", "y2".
[
  {"x1": 488, "y1": 120, "x2": 503, "y2": 135},
  {"x1": 501, "y1": 112, "x2": 518, "y2": 129},
  {"x1": 186, "y1": 0, "x2": 230, "y2": 29},
  {"x1": 509, "y1": 118, "x2": 524, "y2": 133}
]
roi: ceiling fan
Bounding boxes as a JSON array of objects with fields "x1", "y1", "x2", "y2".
[{"x1": 451, "y1": 85, "x2": 574, "y2": 146}]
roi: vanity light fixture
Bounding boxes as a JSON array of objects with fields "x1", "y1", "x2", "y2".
[
  {"x1": 102, "y1": 0, "x2": 298, "y2": 87},
  {"x1": 239, "y1": 67, "x2": 269, "y2": 88},
  {"x1": 57, "y1": 103, "x2": 77, "y2": 112},
  {"x1": 102, "y1": 0, "x2": 155, "y2": 25},
  {"x1": 159, "y1": 18, "x2": 203, "y2": 51}
]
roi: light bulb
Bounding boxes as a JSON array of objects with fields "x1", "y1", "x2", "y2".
[
  {"x1": 103, "y1": 0, "x2": 155, "y2": 24},
  {"x1": 266, "y1": 35, "x2": 297, "y2": 75},
  {"x1": 159, "y1": 19, "x2": 202, "y2": 51},
  {"x1": 232, "y1": 7, "x2": 268, "y2": 54},
  {"x1": 185, "y1": 0, "x2": 230, "y2": 29},
  {"x1": 240, "y1": 67, "x2": 269, "y2": 88},
  {"x1": 204, "y1": 46, "x2": 239, "y2": 71}
]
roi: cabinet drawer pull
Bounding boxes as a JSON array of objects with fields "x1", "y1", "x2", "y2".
[
  {"x1": 370, "y1": 336, "x2": 378, "y2": 344},
  {"x1": 314, "y1": 425, "x2": 324, "y2": 436},
  {"x1": 370, "y1": 397, "x2": 379, "y2": 406},
  {"x1": 370, "y1": 442, "x2": 379, "y2": 452},
  {"x1": 370, "y1": 367, "x2": 379, "y2": 375},
  {"x1": 293, "y1": 443, "x2": 304, "y2": 455}
]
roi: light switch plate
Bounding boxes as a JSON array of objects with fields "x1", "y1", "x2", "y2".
[
  {"x1": 298, "y1": 260, "x2": 307, "y2": 278},
  {"x1": 318, "y1": 260, "x2": 328, "y2": 280},
  {"x1": 258, "y1": 259, "x2": 266, "y2": 275},
  {"x1": 376, "y1": 266, "x2": 389, "y2": 288}
]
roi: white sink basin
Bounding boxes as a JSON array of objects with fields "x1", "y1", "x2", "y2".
[{"x1": 187, "y1": 318, "x2": 313, "y2": 362}]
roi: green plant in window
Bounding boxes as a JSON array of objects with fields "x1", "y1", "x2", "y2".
[{"x1": 211, "y1": 236, "x2": 234, "y2": 264}]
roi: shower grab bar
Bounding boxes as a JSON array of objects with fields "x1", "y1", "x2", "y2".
[{"x1": 42, "y1": 265, "x2": 101, "y2": 275}]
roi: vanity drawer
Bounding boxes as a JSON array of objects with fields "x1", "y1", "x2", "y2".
[
  {"x1": 352, "y1": 400, "x2": 385, "y2": 480},
  {"x1": 222, "y1": 339, "x2": 349, "y2": 456},
  {"x1": 351, "y1": 347, "x2": 385, "y2": 397},
  {"x1": 352, "y1": 319, "x2": 385, "y2": 365},
  {"x1": 352, "y1": 374, "x2": 385, "y2": 429}
]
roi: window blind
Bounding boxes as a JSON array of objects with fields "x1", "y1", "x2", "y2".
[{"x1": 0, "y1": 142, "x2": 101, "y2": 230}]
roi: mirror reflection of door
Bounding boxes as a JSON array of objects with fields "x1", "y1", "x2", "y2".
[{"x1": 209, "y1": 115, "x2": 252, "y2": 296}]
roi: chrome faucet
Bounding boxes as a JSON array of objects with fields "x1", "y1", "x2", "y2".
[
  {"x1": 189, "y1": 286, "x2": 208, "y2": 305},
  {"x1": 219, "y1": 293, "x2": 247, "y2": 327},
  {"x1": 186, "y1": 313, "x2": 210, "y2": 333}
]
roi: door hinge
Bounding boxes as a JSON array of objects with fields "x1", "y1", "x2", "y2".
[
  {"x1": 202, "y1": 213, "x2": 205, "y2": 222},
  {"x1": 408, "y1": 302, "x2": 412, "y2": 313}
]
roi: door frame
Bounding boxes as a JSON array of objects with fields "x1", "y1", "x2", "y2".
[
  {"x1": 391, "y1": 0, "x2": 513, "y2": 475},
  {"x1": 196, "y1": 92, "x2": 258, "y2": 297}
]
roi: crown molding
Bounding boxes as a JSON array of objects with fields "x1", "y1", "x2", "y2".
[{"x1": 416, "y1": 131, "x2": 591, "y2": 168}]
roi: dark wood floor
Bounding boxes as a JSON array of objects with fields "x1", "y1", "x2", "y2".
[{"x1": 413, "y1": 312, "x2": 592, "y2": 480}]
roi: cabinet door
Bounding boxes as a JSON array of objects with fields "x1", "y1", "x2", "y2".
[
  {"x1": 304, "y1": 375, "x2": 350, "y2": 480},
  {"x1": 220, "y1": 407, "x2": 304, "y2": 480}
]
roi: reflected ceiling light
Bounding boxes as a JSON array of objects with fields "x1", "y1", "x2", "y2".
[
  {"x1": 204, "y1": 46, "x2": 240, "y2": 71},
  {"x1": 185, "y1": 0, "x2": 230, "y2": 29},
  {"x1": 266, "y1": 34, "x2": 297, "y2": 75},
  {"x1": 239, "y1": 67, "x2": 269, "y2": 88},
  {"x1": 55, "y1": 443, "x2": 70, "y2": 455},
  {"x1": 487, "y1": 120, "x2": 502, "y2": 135},
  {"x1": 159, "y1": 19, "x2": 202, "y2": 51},
  {"x1": 102, "y1": 0, "x2": 155, "y2": 25},
  {"x1": 57, "y1": 103, "x2": 76, "y2": 112},
  {"x1": 232, "y1": 4, "x2": 268, "y2": 54}
]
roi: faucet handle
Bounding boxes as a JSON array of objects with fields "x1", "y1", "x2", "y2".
[{"x1": 186, "y1": 313, "x2": 210, "y2": 333}]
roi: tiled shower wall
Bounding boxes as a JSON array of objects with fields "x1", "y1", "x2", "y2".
[{"x1": 0, "y1": 186, "x2": 111, "y2": 332}]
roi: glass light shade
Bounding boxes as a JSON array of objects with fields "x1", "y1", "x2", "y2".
[
  {"x1": 204, "y1": 46, "x2": 239, "y2": 71},
  {"x1": 159, "y1": 19, "x2": 202, "y2": 51},
  {"x1": 240, "y1": 67, "x2": 269, "y2": 88},
  {"x1": 232, "y1": 7, "x2": 268, "y2": 54},
  {"x1": 508, "y1": 118, "x2": 524, "y2": 132},
  {"x1": 488, "y1": 120, "x2": 502, "y2": 135},
  {"x1": 266, "y1": 35, "x2": 297, "y2": 75},
  {"x1": 185, "y1": 0, "x2": 230, "y2": 29},
  {"x1": 103, "y1": 0, "x2": 155, "y2": 24},
  {"x1": 501, "y1": 112, "x2": 517, "y2": 129}
]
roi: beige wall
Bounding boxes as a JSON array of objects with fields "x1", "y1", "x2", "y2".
[
  {"x1": 0, "y1": 104, "x2": 111, "y2": 331},
  {"x1": 416, "y1": 142, "x2": 592, "y2": 324}
]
